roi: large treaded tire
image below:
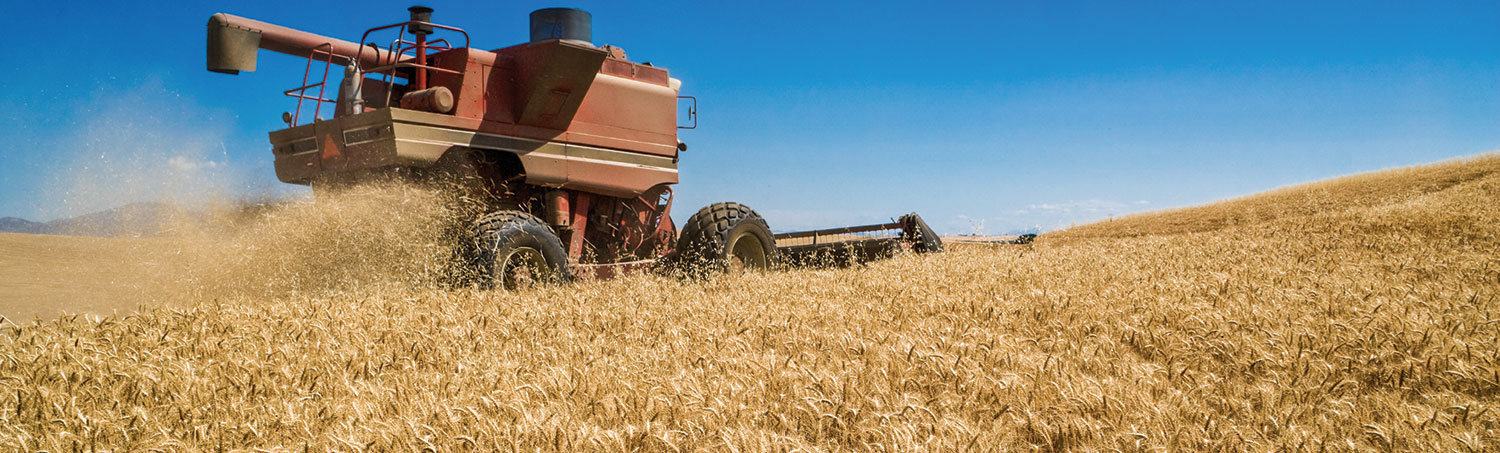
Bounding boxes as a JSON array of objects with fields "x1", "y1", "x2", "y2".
[
  {"x1": 471, "y1": 211, "x2": 571, "y2": 289},
  {"x1": 676, "y1": 202, "x2": 779, "y2": 275}
]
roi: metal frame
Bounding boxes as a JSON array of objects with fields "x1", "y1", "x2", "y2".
[
  {"x1": 773, "y1": 221, "x2": 905, "y2": 246},
  {"x1": 283, "y1": 43, "x2": 336, "y2": 126},
  {"x1": 354, "y1": 20, "x2": 470, "y2": 108}
]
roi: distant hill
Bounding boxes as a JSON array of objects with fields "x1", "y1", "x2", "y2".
[
  {"x1": 0, "y1": 202, "x2": 195, "y2": 237},
  {"x1": 1050, "y1": 152, "x2": 1500, "y2": 239},
  {"x1": 0, "y1": 217, "x2": 46, "y2": 234}
]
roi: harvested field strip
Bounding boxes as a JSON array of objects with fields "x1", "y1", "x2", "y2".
[{"x1": 0, "y1": 233, "x2": 174, "y2": 321}]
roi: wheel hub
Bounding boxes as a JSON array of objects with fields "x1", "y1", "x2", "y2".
[
  {"x1": 500, "y1": 246, "x2": 547, "y2": 289},
  {"x1": 726, "y1": 234, "x2": 766, "y2": 273}
]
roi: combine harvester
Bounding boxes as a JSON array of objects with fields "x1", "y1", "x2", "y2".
[{"x1": 206, "y1": 6, "x2": 941, "y2": 288}]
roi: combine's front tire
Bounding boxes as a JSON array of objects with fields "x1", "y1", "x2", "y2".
[
  {"x1": 472, "y1": 211, "x2": 571, "y2": 290},
  {"x1": 676, "y1": 202, "x2": 778, "y2": 274}
]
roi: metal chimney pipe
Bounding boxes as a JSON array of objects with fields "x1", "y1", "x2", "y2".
[
  {"x1": 529, "y1": 8, "x2": 592, "y2": 45},
  {"x1": 408, "y1": 6, "x2": 433, "y2": 35},
  {"x1": 409, "y1": 5, "x2": 433, "y2": 90}
]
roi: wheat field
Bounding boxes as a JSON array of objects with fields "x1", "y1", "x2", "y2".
[{"x1": 1, "y1": 154, "x2": 1497, "y2": 451}]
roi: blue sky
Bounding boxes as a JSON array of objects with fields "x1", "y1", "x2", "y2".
[{"x1": 1, "y1": 1, "x2": 1496, "y2": 233}]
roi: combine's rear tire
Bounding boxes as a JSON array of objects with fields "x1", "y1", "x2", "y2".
[
  {"x1": 472, "y1": 211, "x2": 571, "y2": 290},
  {"x1": 676, "y1": 202, "x2": 778, "y2": 274}
]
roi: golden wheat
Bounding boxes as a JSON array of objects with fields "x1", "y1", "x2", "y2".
[{"x1": 1, "y1": 154, "x2": 1497, "y2": 450}]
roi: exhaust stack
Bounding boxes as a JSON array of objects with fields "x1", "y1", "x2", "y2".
[{"x1": 529, "y1": 8, "x2": 592, "y2": 45}]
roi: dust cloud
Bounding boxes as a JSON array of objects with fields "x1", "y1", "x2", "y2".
[
  {"x1": 6, "y1": 83, "x2": 484, "y2": 320},
  {"x1": 170, "y1": 182, "x2": 483, "y2": 301},
  {"x1": 37, "y1": 82, "x2": 252, "y2": 223}
]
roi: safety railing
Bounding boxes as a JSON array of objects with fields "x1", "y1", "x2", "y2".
[
  {"x1": 354, "y1": 21, "x2": 470, "y2": 109},
  {"x1": 283, "y1": 43, "x2": 336, "y2": 127}
]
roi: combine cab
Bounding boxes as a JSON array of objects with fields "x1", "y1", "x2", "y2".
[{"x1": 207, "y1": 6, "x2": 941, "y2": 288}]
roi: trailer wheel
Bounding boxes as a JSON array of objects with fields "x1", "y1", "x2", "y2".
[
  {"x1": 472, "y1": 211, "x2": 571, "y2": 289},
  {"x1": 676, "y1": 202, "x2": 778, "y2": 274}
]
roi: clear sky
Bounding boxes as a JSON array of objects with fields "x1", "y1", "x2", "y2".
[{"x1": 1, "y1": 1, "x2": 1496, "y2": 233}]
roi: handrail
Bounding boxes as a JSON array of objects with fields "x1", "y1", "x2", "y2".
[
  {"x1": 350, "y1": 20, "x2": 470, "y2": 110},
  {"x1": 363, "y1": 62, "x2": 463, "y2": 75},
  {"x1": 282, "y1": 42, "x2": 336, "y2": 126},
  {"x1": 280, "y1": 20, "x2": 469, "y2": 124},
  {"x1": 392, "y1": 38, "x2": 454, "y2": 53},
  {"x1": 353, "y1": 20, "x2": 470, "y2": 72}
]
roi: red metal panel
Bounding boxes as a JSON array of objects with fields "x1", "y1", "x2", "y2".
[
  {"x1": 570, "y1": 74, "x2": 678, "y2": 157},
  {"x1": 247, "y1": 11, "x2": 685, "y2": 197},
  {"x1": 600, "y1": 59, "x2": 670, "y2": 86},
  {"x1": 509, "y1": 42, "x2": 607, "y2": 130},
  {"x1": 428, "y1": 48, "x2": 489, "y2": 119},
  {"x1": 479, "y1": 63, "x2": 517, "y2": 124},
  {"x1": 557, "y1": 156, "x2": 676, "y2": 198},
  {"x1": 345, "y1": 30, "x2": 680, "y2": 183}
]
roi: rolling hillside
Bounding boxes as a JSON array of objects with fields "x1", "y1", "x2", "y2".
[
  {"x1": 0, "y1": 203, "x2": 193, "y2": 237},
  {"x1": 1053, "y1": 153, "x2": 1500, "y2": 239}
]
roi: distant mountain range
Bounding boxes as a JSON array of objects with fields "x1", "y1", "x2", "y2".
[
  {"x1": 0, "y1": 203, "x2": 195, "y2": 237},
  {"x1": 0, "y1": 217, "x2": 46, "y2": 234}
]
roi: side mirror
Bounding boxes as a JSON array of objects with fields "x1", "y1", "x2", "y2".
[{"x1": 677, "y1": 96, "x2": 697, "y2": 130}]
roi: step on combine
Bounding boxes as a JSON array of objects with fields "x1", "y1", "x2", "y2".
[{"x1": 206, "y1": 6, "x2": 942, "y2": 288}]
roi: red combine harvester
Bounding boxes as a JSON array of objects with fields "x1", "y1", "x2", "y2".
[{"x1": 207, "y1": 6, "x2": 941, "y2": 288}]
